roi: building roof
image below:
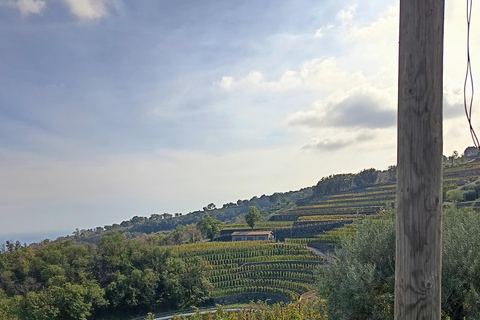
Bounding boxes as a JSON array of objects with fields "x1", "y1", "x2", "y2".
[{"x1": 231, "y1": 230, "x2": 272, "y2": 236}]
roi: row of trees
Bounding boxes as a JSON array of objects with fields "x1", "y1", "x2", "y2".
[
  {"x1": 0, "y1": 232, "x2": 211, "y2": 320},
  {"x1": 317, "y1": 205, "x2": 480, "y2": 320},
  {"x1": 196, "y1": 206, "x2": 262, "y2": 240},
  {"x1": 314, "y1": 169, "x2": 379, "y2": 196}
]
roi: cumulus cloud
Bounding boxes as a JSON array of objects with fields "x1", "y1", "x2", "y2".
[
  {"x1": 302, "y1": 130, "x2": 375, "y2": 151},
  {"x1": 336, "y1": 4, "x2": 357, "y2": 25},
  {"x1": 6, "y1": 0, "x2": 45, "y2": 15},
  {"x1": 287, "y1": 86, "x2": 396, "y2": 129},
  {"x1": 216, "y1": 71, "x2": 268, "y2": 91},
  {"x1": 61, "y1": 0, "x2": 114, "y2": 20},
  {"x1": 215, "y1": 58, "x2": 366, "y2": 92},
  {"x1": 346, "y1": 3, "x2": 397, "y2": 42}
]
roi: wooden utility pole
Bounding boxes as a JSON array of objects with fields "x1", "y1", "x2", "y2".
[{"x1": 395, "y1": 0, "x2": 444, "y2": 318}]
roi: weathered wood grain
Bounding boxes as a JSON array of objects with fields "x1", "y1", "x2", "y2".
[{"x1": 395, "y1": 0, "x2": 444, "y2": 318}]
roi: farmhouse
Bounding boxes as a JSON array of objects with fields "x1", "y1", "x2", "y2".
[{"x1": 231, "y1": 230, "x2": 273, "y2": 241}]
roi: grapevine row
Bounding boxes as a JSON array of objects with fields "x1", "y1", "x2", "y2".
[
  {"x1": 170, "y1": 240, "x2": 274, "y2": 252},
  {"x1": 209, "y1": 262, "x2": 320, "y2": 276},
  {"x1": 212, "y1": 278, "x2": 314, "y2": 293},
  {"x1": 203, "y1": 254, "x2": 324, "y2": 266},
  {"x1": 210, "y1": 286, "x2": 300, "y2": 301},
  {"x1": 210, "y1": 270, "x2": 316, "y2": 283}
]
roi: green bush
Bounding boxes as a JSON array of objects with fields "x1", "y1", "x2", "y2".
[
  {"x1": 316, "y1": 209, "x2": 395, "y2": 320},
  {"x1": 316, "y1": 206, "x2": 480, "y2": 320},
  {"x1": 463, "y1": 189, "x2": 478, "y2": 201},
  {"x1": 446, "y1": 189, "x2": 464, "y2": 202}
]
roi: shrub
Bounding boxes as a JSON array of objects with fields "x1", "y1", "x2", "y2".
[
  {"x1": 446, "y1": 189, "x2": 464, "y2": 202},
  {"x1": 316, "y1": 209, "x2": 395, "y2": 320},
  {"x1": 463, "y1": 189, "x2": 478, "y2": 201},
  {"x1": 316, "y1": 206, "x2": 480, "y2": 320}
]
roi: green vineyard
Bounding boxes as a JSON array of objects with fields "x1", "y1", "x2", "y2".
[
  {"x1": 174, "y1": 161, "x2": 480, "y2": 306},
  {"x1": 171, "y1": 241, "x2": 323, "y2": 302}
]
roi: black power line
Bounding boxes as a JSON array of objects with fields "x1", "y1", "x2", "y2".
[{"x1": 464, "y1": 0, "x2": 479, "y2": 148}]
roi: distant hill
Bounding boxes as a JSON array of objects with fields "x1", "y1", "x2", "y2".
[{"x1": 51, "y1": 155, "x2": 480, "y2": 245}]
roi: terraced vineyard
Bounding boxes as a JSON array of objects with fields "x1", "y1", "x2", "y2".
[
  {"x1": 169, "y1": 161, "x2": 480, "y2": 306},
  {"x1": 170, "y1": 240, "x2": 323, "y2": 302},
  {"x1": 269, "y1": 183, "x2": 396, "y2": 232},
  {"x1": 221, "y1": 221, "x2": 294, "y2": 230},
  {"x1": 262, "y1": 161, "x2": 480, "y2": 249}
]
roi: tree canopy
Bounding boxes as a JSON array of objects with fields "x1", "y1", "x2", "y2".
[
  {"x1": 316, "y1": 205, "x2": 480, "y2": 320},
  {"x1": 196, "y1": 214, "x2": 222, "y2": 240},
  {"x1": 0, "y1": 232, "x2": 211, "y2": 320},
  {"x1": 245, "y1": 206, "x2": 261, "y2": 229}
]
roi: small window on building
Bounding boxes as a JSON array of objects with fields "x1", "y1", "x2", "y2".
[
  {"x1": 246, "y1": 237, "x2": 254, "y2": 241},
  {"x1": 258, "y1": 237, "x2": 265, "y2": 240}
]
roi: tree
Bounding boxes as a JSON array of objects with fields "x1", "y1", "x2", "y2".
[
  {"x1": 314, "y1": 174, "x2": 354, "y2": 196},
  {"x1": 442, "y1": 205, "x2": 480, "y2": 319},
  {"x1": 203, "y1": 203, "x2": 216, "y2": 211},
  {"x1": 48, "y1": 282, "x2": 93, "y2": 320},
  {"x1": 0, "y1": 290, "x2": 21, "y2": 320},
  {"x1": 196, "y1": 214, "x2": 222, "y2": 240},
  {"x1": 183, "y1": 223, "x2": 202, "y2": 243},
  {"x1": 353, "y1": 168, "x2": 378, "y2": 188},
  {"x1": 180, "y1": 256, "x2": 211, "y2": 307},
  {"x1": 270, "y1": 193, "x2": 280, "y2": 204},
  {"x1": 106, "y1": 269, "x2": 158, "y2": 311},
  {"x1": 245, "y1": 206, "x2": 261, "y2": 229},
  {"x1": 317, "y1": 209, "x2": 395, "y2": 320},
  {"x1": 317, "y1": 205, "x2": 480, "y2": 320},
  {"x1": 20, "y1": 291, "x2": 59, "y2": 320}
]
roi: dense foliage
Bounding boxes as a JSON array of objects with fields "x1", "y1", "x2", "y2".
[
  {"x1": 316, "y1": 206, "x2": 480, "y2": 320},
  {"x1": 245, "y1": 206, "x2": 262, "y2": 229},
  {"x1": 314, "y1": 174, "x2": 355, "y2": 196},
  {"x1": 313, "y1": 169, "x2": 382, "y2": 197},
  {"x1": 0, "y1": 232, "x2": 211, "y2": 320},
  {"x1": 197, "y1": 214, "x2": 222, "y2": 240}
]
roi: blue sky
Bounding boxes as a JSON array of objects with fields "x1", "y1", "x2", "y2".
[{"x1": 0, "y1": 0, "x2": 478, "y2": 244}]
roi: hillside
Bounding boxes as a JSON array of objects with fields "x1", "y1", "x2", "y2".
[
  {"x1": 3, "y1": 154, "x2": 480, "y2": 319},
  {"x1": 50, "y1": 155, "x2": 480, "y2": 246}
]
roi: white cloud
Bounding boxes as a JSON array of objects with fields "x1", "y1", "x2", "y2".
[
  {"x1": 346, "y1": 3, "x2": 397, "y2": 42},
  {"x1": 6, "y1": 0, "x2": 45, "y2": 15},
  {"x1": 61, "y1": 0, "x2": 113, "y2": 20},
  {"x1": 336, "y1": 4, "x2": 357, "y2": 25},
  {"x1": 302, "y1": 136, "x2": 350, "y2": 151},
  {"x1": 215, "y1": 58, "x2": 367, "y2": 92},
  {"x1": 302, "y1": 130, "x2": 376, "y2": 151},
  {"x1": 314, "y1": 24, "x2": 334, "y2": 39},
  {"x1": 286, "y1": 85, "x2": 396, "y2": 129},
  {"x1": 341, "y1": 2, "x2": 399, "y2": 86}
]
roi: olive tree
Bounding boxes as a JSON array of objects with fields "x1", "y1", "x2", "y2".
[
  {"x1": 316, "y1": 205, "x2": 480, "y2": 320},
  {"x1": 316, "y1": 209, "x2": 395, "y2": 320}
]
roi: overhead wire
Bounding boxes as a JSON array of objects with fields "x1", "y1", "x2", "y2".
[{"x1": 464, "y1": 0, "x2": 479, "y2": 148}]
